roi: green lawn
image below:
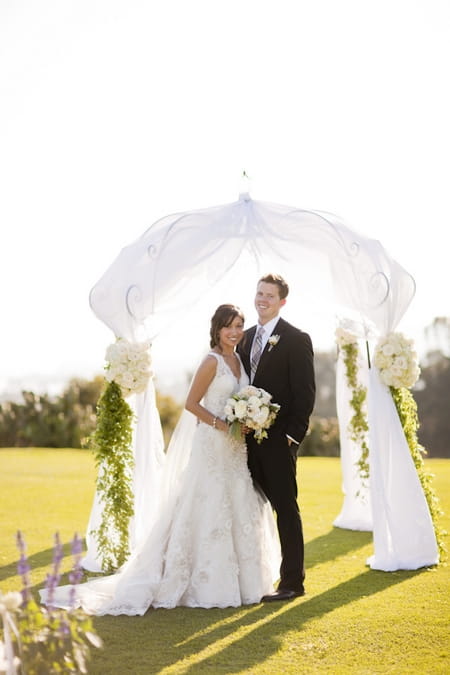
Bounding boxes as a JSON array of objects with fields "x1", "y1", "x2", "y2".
[{"x1": 1, "y1": 449, "x2": 449, "y2": 674}]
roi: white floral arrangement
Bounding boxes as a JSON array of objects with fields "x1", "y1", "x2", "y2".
[
  {"x1": 373, "y1": 332, "x2": 420, "y2": 389},
  {"x1": 104, "y1": 337, "x2": 153, "y2": 397},
  {"x1": 0, "y1": 590, "x2": 22, "y2": 674},
  {"x1": 335, "y1": 324, "x2": 359, "y2": 347},
  {"x1": 224, "y1": 385, "x2": 280, "y2": 444}
]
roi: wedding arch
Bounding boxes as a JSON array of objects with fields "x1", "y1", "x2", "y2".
[{"x1": 82, "y1": 191, "x2": 439, "y2": 574}]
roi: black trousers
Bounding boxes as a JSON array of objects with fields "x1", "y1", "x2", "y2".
[{"x1": 247, "y1": 431, "x2": 305, "y2": 592}]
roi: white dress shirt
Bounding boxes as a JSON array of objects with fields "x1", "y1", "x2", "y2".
[{"x1": 252, "y1": 316, "x2": 280, "y2": 353}]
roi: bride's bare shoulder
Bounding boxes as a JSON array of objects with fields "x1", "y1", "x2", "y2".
[{"x1": 198, "y1": 352, "x2": 219, "y2": 373}]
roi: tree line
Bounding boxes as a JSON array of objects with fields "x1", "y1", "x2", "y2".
[{"x1": 0, "y1": 344, "x2": 448, "y2": 458}]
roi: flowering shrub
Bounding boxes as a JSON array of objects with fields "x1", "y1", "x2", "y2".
[
  {"x1": 225, "y1": 385, "x2": 280, "y2": 444},
  {"x1": 335, "y1": 325, "x2": 370, "y2": 490},
  {"x1": 89, "y1": 381, "x2": 134, "y2": 572},
  {"x1": 373, "y1": 332, "x2": 420, "y2": 388},
  {"x1": 0, "y1": 532, "x2": 102, "y2": 675},
  {"x1": 105, "y1": 338, "x2": 153, "y2": 397}
]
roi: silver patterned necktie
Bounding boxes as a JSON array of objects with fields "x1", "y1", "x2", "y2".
[{"x1": 250, "y1": 325, "x2": 265, "y2": 382}]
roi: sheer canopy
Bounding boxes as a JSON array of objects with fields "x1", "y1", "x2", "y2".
[
  {"x1": 84, "y1": 193, "x2": 438, "y2": 573},
  {"x1": 90, "y1": 193, "x2": 415, "y2": 342}
]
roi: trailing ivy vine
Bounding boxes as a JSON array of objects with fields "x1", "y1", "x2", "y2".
[
  {"x1": 341, "y1": 342, "x2": 370, "y2": 490},
  {"x1": 390, "y1": 386, "x2": 446, "y2": 563},
  {"x1": 89, "y1": 380, "x2": 135, "y2": 573}
]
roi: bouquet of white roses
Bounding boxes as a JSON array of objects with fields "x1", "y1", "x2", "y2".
[
  {"x1": 373, "y1": 331, "x2": 420, "y2": 389},
  {"x1": 104, "y1": 338, "x2": 153, "y2": 397},
  {"x1": 335, "y1": 324, "x2": 359, "y2": 348},
  {"x1": 224, "y1": 385, "x2": 280, "y2": 444}
]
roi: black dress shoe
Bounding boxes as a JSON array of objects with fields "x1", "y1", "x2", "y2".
[{"x1": 261, "y1": 588, "x2": 305, "y2": 602}]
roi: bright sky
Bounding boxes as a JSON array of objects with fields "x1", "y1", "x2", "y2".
[{"x1": 1, "y1": 0, "x2": 449, "y2": 397}]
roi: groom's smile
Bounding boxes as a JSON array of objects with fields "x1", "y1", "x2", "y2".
[{"x1": 255, "y1": 281, "x2": 286, "y2": 324}]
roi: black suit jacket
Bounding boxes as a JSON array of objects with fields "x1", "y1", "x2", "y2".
[{"x1": 238, "y1": 317, "x2": 315, "y2": 446}]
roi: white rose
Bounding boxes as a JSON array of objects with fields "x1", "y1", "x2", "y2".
[
  {"x1": 241, "y1": 385, "x2": 258, "y2": 397},
  {"x1": 260, "y1": 391, "x2": 271, "y2": 404},
  {"x1": 116, "y1": 340, "x2": 129, "y2": 354},
  {"x1": 105, "y1": 344, "x2": 120, "y2": 362},
  {"x1": 254, "y1": 406, "x2": 269, "y2": 426},
  {"x1": 336, "y1": 327, "x2": 358, "y2": 346},
  {"x1": 234, "y1": 400, "x2": 248, "y2": 419},
  {"x1": 394, "y1": 356, "x2": 407, "y2": 370},
  {"x1": 247, "y1": 395, "x2": 261, "y2": 409},
  {"x1": 224, "y1": 404, "x2": 235, "y2": 419},
  {"x1": 381, "y1": 343, "x2": 395, "y2": 357}
]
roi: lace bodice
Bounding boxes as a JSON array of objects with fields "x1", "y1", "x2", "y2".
[{"x1": 203, "y1": 352, "x2": 248, "y2": 417}]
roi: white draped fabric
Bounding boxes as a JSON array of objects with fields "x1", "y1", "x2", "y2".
[
  {"x1": 366, "y1": 369, "x2": 438, "y2": 570},
  {"x1": 333, "y1": 352, "x2": 372, "y2": 531},
  {"x1": 84, "y1": 193, "x2": 437, "y2": 572}
]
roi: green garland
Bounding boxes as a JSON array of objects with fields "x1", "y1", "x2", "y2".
[
  {"x1": 341, "y1": 342, "x2": 370, "y2": 489},
  {"x1": 89, "y1": 380, "x2": 135, "y2": 573},
  {"x1": 390, "y1": 386, "x2": 446, "y2": 563}
]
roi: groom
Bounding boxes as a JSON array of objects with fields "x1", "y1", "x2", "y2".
[{"x1": 238, "y1": 273, "x2": 315, "y2": 601}]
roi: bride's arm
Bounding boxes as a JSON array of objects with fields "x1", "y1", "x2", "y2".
[{"x1": 185, "y1": 355, "x2": 228, "y2": 432}]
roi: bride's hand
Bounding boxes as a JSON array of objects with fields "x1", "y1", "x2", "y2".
[{"x1": 216, "y1": 418, "x2": 229, "y2": 433}]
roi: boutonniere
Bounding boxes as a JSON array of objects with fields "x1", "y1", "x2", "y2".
[{"x1": 268, "y1": 335, "x2": 280, "y2": 351}]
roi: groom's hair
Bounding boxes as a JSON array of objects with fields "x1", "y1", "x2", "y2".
[
  {"x1": 258, "y1": 273, "x2": 289, "y2": 300},
  {"x1": 210, "y1": 304, "x2": 245, "y2": 348}
]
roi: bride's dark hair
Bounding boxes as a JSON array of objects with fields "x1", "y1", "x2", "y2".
[{"x1": 210, "y1": 304, "x2": 245, "y2": 349}]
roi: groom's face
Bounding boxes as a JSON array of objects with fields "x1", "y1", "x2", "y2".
[{"x1": 254, "y1": 281, "x2": 286, "y2": 324}]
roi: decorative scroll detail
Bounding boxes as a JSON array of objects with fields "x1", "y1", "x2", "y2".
[
  {"x1": 126, "y1": 283, "x2": 145, "y2": 321},
  {"x1": 367, "y1": 271, "x2": 390, "y2": 309},
  {"x1": 348, "y1": 241, "x2": 360, "y2": 257}
]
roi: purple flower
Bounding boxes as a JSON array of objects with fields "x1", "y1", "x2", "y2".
[
  {"x1": 59, "y1": 616, "x2": 71, "y2": 637},
  {"x1": 45, "y1": 532, "x2": 64, "y2": 609},
  {"x1": 68, "y1": 533, "x2": 84, "y2": 609},
  {"x1": 16, "y1": 530, "x2": 31, "y2": 603}
]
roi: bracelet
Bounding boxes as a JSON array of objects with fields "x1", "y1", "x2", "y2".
[{"x1": 212, "y1": 416, "x2": 217, "y2": 428}]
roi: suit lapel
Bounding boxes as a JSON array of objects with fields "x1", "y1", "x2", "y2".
[{"x1": 240, "y1": 325, "x2": 256, "y2": 376}]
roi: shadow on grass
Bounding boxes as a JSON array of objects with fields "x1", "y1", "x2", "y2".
[
  {"x1": 189, "y1": 567, "x2": 423, "y2": 675},
  {"x1": 88, "y1": 566, "x2": 423, "y2": 675},
  {"x1": 0, "y1": 528, "x2": 413, "y2": 675},
  {"x1": 305, "y1": 526, "x2": 373, "y2": 566},
  {"x1": 0, "y1": 541, "x2": 82, "y2": 586},
  {"x1": 1, "y1": 527, "x2": 370, "y2": 586}
]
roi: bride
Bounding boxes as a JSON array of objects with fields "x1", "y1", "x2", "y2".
[{"x1": 41, "y1": 304, "x2": 281, "y2": 615}]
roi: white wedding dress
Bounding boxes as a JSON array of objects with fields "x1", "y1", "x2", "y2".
[{"x1": 41, "y1": 352, "x2": 280, "y2": 615}]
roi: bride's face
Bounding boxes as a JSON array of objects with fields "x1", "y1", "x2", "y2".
[{"x1": 219, "y1": 315, "x2": 244, "y2": 350}]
